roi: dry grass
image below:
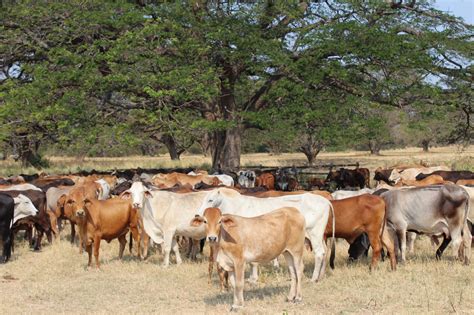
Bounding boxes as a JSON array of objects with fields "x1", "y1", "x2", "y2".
[
  {"x1": 1, "y1": 145, "x2": 473, "y2": 176},
  {"x1": 1, "y1": 231, "x2": 472, "y2": 314}
]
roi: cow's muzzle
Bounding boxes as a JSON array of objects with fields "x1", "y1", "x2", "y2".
[
  {"x1": 207, "y1": 235, "x2": 218, "y2": 243},
  {"x1": 133, "y1": 203, "x2": 142, "y2": 209},
  {"x1": 76, "y1": 209, "x2": 85, "y2": 217}
]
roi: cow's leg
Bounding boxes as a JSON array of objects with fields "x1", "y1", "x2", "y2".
[
  {"x1": 34, "y1": 228, "x2": 43, "y2": 251},
  {"x1": 436, "y1": 236, "x2": 451, "y2": 260},
  {"x1": 406, "y1": 232, "x2": 417, "y2": 254},
  {"x1": 461, "y1": 222, "x2": 472, "y2": 265},
  {"x1": 208, "y1": 245, "x2": 214, "y2": 285},
  {"x1": 283, "y1": 251, "x2": 297, "y2": 302},
  {"x1": 141, "y1": 232, "x2": 149, "y2": 259},
  {"x1": 85, "y1": 241, "x2": 93, "y2": 268},
  {"x1": 218, "y1": 265, "x2": 229, "y2": 292},
  {"x1": 118, "y1": 234, "x2": 126, "y2": 259},
  {"x1": 396, "y1": 227, "x2": 407, "y2": 262},
  {"x1": 48, "y1": 212, "x2": 59, "y2": 241},
  {"x1": 0, "y1": 224, "x2": 12, "y2": 263},
  {"x1": 449, "y1": 225, "x2": 463, "y2": 261},
  {"x1": 367, "y1": 229, "x2": 382, "y2": 270},
  {"x1": 162, "y1": 232, "x2": 174, "y2": 267},
  {"x1": 308, "y1": 229, "x2": 327, "y2": 282},
  {"x1": 272, "y1": 258, "x2": 280, "y2": 268},
  {"x1": 248, "y1": 263, "x2": 258, "y2": 284},
  {"x1": 93, "y1": 234, "x2": 101, "y2": 269},
  {"x1": 381, "y1": 228, "x2": 397, "y2": 271},
  {"x1": 70, "y1": 222, "x2": 76, "y2": 244},
  {"x1": 130, "y1": 226, "x2": 141, "y2": 260},
  {"x1": 231, "y1": 261, "x2": 245, "y2": 310},
  {"x1": 171, "y1": 237, "x2": 182, "y2": 265}
]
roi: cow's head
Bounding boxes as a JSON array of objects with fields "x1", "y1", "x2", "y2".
[
  {"x1": 121, "y1": 181, "x2": 152, "y2": 209},
  {"x1": 12, "y1": 194, "x2": 38, "y2": 223},
  {"x1": 191, "y1": 207, "x2": 235, "y2": 243},
  {"x1": 63, "y1": 188, "x2": 88, "y2": 219},
  {"x1": 196, "y1": 189, "x2": 223, "y2": 215},
  {"x1": 388, "y1": 169, "x2": 402, "y2": 184}
]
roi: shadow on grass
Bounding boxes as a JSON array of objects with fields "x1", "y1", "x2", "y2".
[{"x1": 204, "y1": 284, "x2": 288, "y2": 306}]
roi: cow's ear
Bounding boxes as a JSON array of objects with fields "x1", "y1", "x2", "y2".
[
  {"x1": 120, "y1": 191, "x2": 131, "y2": 200},
  {"x1": 144, "y1": 190, "x2": 152, "y2": 198},
  {"x1": 221, "y1": 216, "x2": 236, "y2": 228},
  {"x1": 190, "y1": 215, "x2": 204, "y2": 227}
]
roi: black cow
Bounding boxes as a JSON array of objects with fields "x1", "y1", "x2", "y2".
[
  {"x1": 326, "y1": 168, "x2": 367, "y2": 190},
  {"x1": 0, "y1": 193, "x2": 14, "y2": 263},
  {"x1": 416, "y1": 170, "x2": 474, "y2": 182},
  {"x1": 32, "y1": 178, "x2": 75, "y2": 192}
]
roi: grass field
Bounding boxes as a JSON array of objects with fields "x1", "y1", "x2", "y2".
[
  {"x1": 0, "y1": 146, "x2": 473, "y2": 314},
  {"x1": 1, "y1": 145, "x2": 473, "y2": 177}
]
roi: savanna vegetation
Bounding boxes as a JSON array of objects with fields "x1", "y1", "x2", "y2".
[{"x1": 1, "y1": 0, "x2": 472, "y2": 171}]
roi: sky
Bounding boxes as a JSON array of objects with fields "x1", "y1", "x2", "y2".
[{"x1": 434, "y1": 0, "x2": 473, "y2": 23}]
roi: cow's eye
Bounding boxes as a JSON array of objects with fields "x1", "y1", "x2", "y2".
[
  {"x1": 208, "y1": 199, "x2": 213, "y2": 203},
  {"x1": 204, "y1": 219, "x2": 208, "y2": 224},
  {"x1": 218, "y1": 220, "x2": 221, "y2": 224}
]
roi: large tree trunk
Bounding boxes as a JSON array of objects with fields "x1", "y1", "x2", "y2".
[
  {"x1": 368, "y1": 140, "x2": 381, "y2": 155},
  {"x1": 298, "y1": 135, "x2": 322, "y2": 166},
  {"x1": 211, "y1": 70, "x2": 241, "y2": 172},
  {"x1": 15, "y1": 136, "x2": 45, "y2": 168},
  {"x1": 421, "y1": 139, "x2": 430, "y2": 152},
  {"x1": 161, "y1": 134, "x2": 184, "y2": 160}
]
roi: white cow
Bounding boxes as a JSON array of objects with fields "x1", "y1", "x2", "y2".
[
  {"x1": 331, "y1": 188, "x2": 374, "y2": 200},
  {"x1": 12, "y1": 194, "x2": 39, "y2": 225},
  {"x1": 94, "y1": 179, "x2": 110, "y2": 200},
  {"x1": 0, "y1": 184, "x2": 42, "y2": 192},
  {"x1": 196, "y1": 187, "x2": 334, "y2": 282},
  {"x1": 121, "y1": 182, "x2": 208, "y2": 266}
]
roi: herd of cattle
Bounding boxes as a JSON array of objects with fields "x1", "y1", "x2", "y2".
[{"x1": 0, "y1": 164, "x2": 473, "y2": 310}]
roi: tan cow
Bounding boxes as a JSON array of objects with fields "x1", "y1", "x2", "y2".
[
  {"x1": 399, "y1": 174, "x2": 446, "y2": 186},
  {"x1": 246, "y1": 189, "x2": 333, "y2": 200},
  {"x1": 76, "y1": 198, "x2": 141, "y2": 268},
  {"x1": 152, "y1": 172, "x2": 221, "y2": 188},
  {"x1": 191, "y1": 207, "x2": 306, "y2": 311},
  {"x1": 457, "y1": 179, "x2": 474, "y2": 186}
]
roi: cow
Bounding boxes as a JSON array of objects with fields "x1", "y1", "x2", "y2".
[
  {"x1": 373, "y1": 168, "x2": 394, "y2": 185},
  {"x1": 110, "y1": 180, "x2": 132, "y2": 196},
  {"x1": 1, "y1": 189, "x2": 51, "y2": 250},
  {"x1": 307, "y1": 177, "x2": 327, "y2": 190},
  {"x1": 0, "y1": 183, "x2": 42, "y2": 192},
  {"x1": 398, "y1": 174, "x2": 446, "y2": 186},
  {"x1": 275, "y1": 169, "x2": 299, "y2": 191},
  {"x1": 457, "y1": 179, "x2": 474, "y2": 186},
  {"x1": 31, "y1": 178, "x2": 75, "y2": 192},
  {"x1": 152, "y1": 172, "x2": 221, "y2": 189},
  {"x1": 416, "y1": 170, "x2": 474, "y2": 183},
  {"x1": 74, "y1": 198, "x2": 141, "y2": 268},
  {"x1": 0, "y1": 193, "x2": 14, "y2": 263},
  {"x1": 237, "y1": 170, "x2": 256, "y2": 188},
  {"x1": 327, "y1": 194, "x2": 396, "y2": 270},
  {"x1": 382, "y1": 184, "x2": 469, "y2": 263},
  {"x1": 331, "y1": 188, "x2": 374, "y2": 200},
  {"x1": 245, "y1": 189, "x2": 333, "y2": 200},
  {"x1": 196, "y1": 187, "x2": 334, "y2": 282},
  {"x1": 191, "y1": 207, "x2": 306, "y2": 310},
  {"x1": 326, "y1": 168, "x2": 368, "y2": 190},
  {"x1": 46, "y1": 186, "x2": 74, "y2": 236},
  {"x1": 121, "y1": 181, "x2": 208, "y2": 266},
  {"x1": 95, "y1": 179, "x2": 110, "y2": 200},
  {"x1": 11, "y1": 194, "x2": 38, "y2": 224},
  {"x1": 57, "y1": 184, "x2": 101, "y2": 251},
  {"x1": 255, "y1": 172, "x2": 275, "y2": 190}
]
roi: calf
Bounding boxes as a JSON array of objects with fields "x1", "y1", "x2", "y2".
[
  {"x1": 76, "y1": 198, "x2": 141, "y2": 268},
  {"x1": 255, "y1": 172, "x2": 275, "y2": 190},
  {"x1": 191, "y1": 207, "x2": 306, "y2": 311}
]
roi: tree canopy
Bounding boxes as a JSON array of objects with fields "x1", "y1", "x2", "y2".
[{"x1": 1, "y1": 0, "x2": 472, "y2": 169}]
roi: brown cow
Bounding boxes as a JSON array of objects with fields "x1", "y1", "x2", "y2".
[
  {"x1": 75, "y1": 198, "x2": 141, "y2": 268},
  {"x1": 399, "y1": 174, "x2": 445, "y2": 186},
  {"x1": 57, "y1": 183, "x2": 101, "y2": 251},
  {"x1": 457, "y1": 179, "x2": 474, "y2": 186},
  {"x1": 327, "y1": 194, "x2": 396, "y2": 270},
  {"x1": 191, "y1": 207, "x2": 306, "y2": 310},
  {"x1": 255, "y1": 173, "x2": 275, "y2": 190}
]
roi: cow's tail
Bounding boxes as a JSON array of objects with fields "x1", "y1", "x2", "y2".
[
  {"x1": 328, "y1": 201, "x2": 336, "y2": 269},
  {"x1": 379, "y1": 199, "x2": 388, "y2": 261},
  {"x1": 129, "y1": 232, "x2": 133, "y2": 254}
]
